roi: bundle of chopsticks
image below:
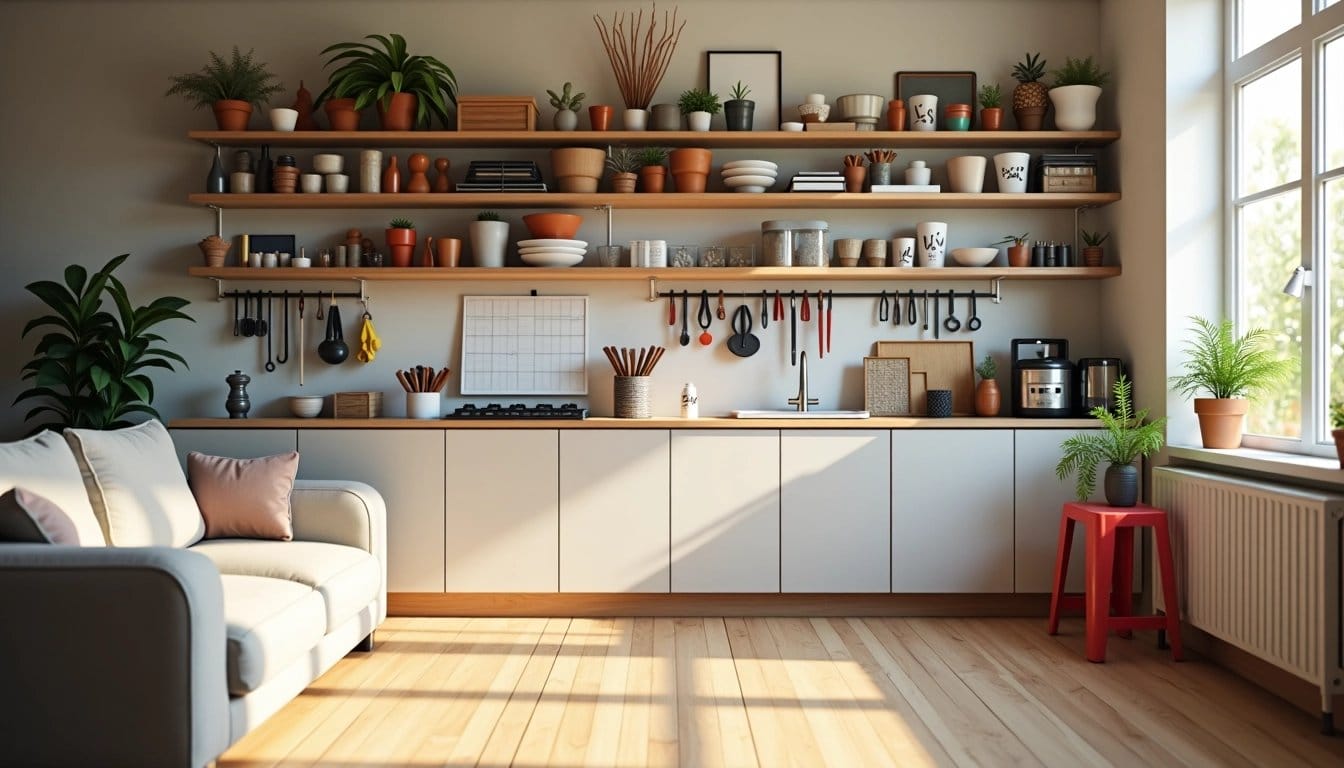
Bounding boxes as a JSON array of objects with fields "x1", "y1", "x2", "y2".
[
  {"x1": 396, "y1": 365, "x2": 450, "y2": 393},
  {"x1": 864, "y1": 148, "x2": 898, "y2": 165},
  {"x1": 602, "y1": 345, "x2": 665, "y2": 377}
]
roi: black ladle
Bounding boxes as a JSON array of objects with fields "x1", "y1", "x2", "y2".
[
  {"x1": 256, "y1": 291, "x2": 269, "y2": 338},
  {"x1": 878, "y1": 290, "x2": 889, "y2": 322},
  {"x1": 264, "y1": 298, "x2": 275, "y2": 372},
  {"x1": 944, "y1": 290, "x2": 961, "y2": 332},
  {"x1": 727, "y1": 304, "x2": 760, "y2": 357},
  {"x1": 240, "y1": 292, "x2": 256, "y2": 337},
  {"x1": 679, "y1": 291, "x2": 690, "y2": 347},
  {"x1": 232, "y1": 293, "x2": 241, "y2": 336},
  {"x1": 967, "y1": 292, "x2": 982, "y2": 331},
  {"x1": 318, "y1": 303, "x2": 349, "y2": 364},
  {"x1": 275, "y1": 291, "x2": 290, "y2": 364},
  {"x1": 760, "y1": 290, "x2": 768, "y2": 329}
]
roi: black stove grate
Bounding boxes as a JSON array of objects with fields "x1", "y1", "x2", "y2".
[{"x1": 443, "y1": 403, "x2": 588, "y2": 420}]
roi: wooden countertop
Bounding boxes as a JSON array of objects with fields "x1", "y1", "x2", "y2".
[{"x1": 171, "y1": 416, "x2": 1101, "y2": 430}]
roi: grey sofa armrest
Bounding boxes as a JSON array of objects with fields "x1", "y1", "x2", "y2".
[
  {"x1": 0, "y1": 544, "x2": 231, "y2": 768},
  {"x1": 290, "y1": 479, "x2": 387, "y2": 623}
]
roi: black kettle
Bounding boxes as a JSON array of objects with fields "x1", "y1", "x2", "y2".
[{"x1": 317, "y1": 304, "x2": 349, "y2": 364}]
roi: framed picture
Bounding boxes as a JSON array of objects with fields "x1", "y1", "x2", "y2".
[
  {"x1": 706, "y1": 50, "x2": 782, "y2": 130},
  {"x1": 895, "y1": 71, "x2": 978, "y2": 117}
]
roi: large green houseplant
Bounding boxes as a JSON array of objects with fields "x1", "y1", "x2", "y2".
[
  {"x1": 15, "y1": 254, "x2": 193, "y2": 433},
  {"x1": 165, "y1": 46, "x2": 284, "y2": 130},
  {"x1": 1056, "y1": 375, "x2": 1166, "y2": 507},
  {"x1": 1169, "y1": 315, "x2": 1294, "y2": 448},
  {"x1": 315, "y1": 33, "x2": 457, "y2": 130}
]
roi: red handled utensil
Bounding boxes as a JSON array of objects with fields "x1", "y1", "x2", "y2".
[
  {"x1": 817, "y1": 290, "x2": 825, "y2": 358},
  {"x1": 826, "y1": 291, "x2": 833, "y2": 354}
]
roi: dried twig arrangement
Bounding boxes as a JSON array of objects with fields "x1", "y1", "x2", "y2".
[{"x1": 593, "y1": 4, "x2": 686, "y2": 109}]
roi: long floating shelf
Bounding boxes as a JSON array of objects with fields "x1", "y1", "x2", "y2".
[
  {"x1": 188, "y1": 266, "x2": 1121, "y2": 282},
  {"x1": 189, "y1": 191, "x2": 1119, "y2": 211},
  {"x1": 188, "y1": 129, "x2": 1120, "y2": 150}
]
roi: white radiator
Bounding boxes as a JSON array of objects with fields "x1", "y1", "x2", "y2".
[{"x1": 1152, "y1": 466, "x2": 1344, "y2": 725}]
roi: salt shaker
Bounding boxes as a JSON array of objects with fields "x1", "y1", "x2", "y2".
[{"x1": 680, "y1": 382, "x2": 699, "y2": 419}]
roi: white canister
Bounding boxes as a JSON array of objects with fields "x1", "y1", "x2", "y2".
[
  {"x1": 905, "y1": 160, "x2": 931, "y2": 186},
  {"x1": 891, "y1": 237, "x2": 916, "y2": 267},
  {"x1": 946, "y1": 155, "x2": 988, "y2": 193},
  {"x1": 915, "y1": 222, "x2": 948, "y2": 268},
  {"x1": 680, "y1": 382, "x2": 698, "y2": 419},
  {"x1": 628, "y1": 240, "x2": 649, "y2": 267},
  {"x1": 646, "y1": 240, "x2": 668, "y2": 268},
  {"x1": 993, "y1": 152, "x2": 1031, "y2": 193},
  {"x1": 908, "y1": 94, "x2": 938, "y2": 131},
  {"x1": 261, "y1": 252, "x2": 278, "y2": 269},
  {"x1": 406, "y1": 392, "x2": 440, "y2": 419},
  {"x1": 359, "y1": 150, "x2": 382, "y2": 193},
  {"x1": 804, "y1": 93, "x2": 826, "y2": 105}
]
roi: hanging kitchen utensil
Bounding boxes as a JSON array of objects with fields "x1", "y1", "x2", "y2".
[
  {"x1": 357, "y1": 307, "x2": 382, "y2": 363},
  {"x1": 878, "y1": 290, "x2": 890, "y2": 322},
  {"x1": 892, "y1": 291, "x2": 901, "y2": 326},
  {"x1": 773, "y1": 290, "x2": 783, "y2": 324},
  {"x1": 816, "y1": 290, "x2": 824, "y2": 360},
  {"x1": 789, "y1": 291, "x2": 797, "y2": 366},
  {"x1": 316, "y1": 293, "x2": 324, "y2": 320},
  {"x1": 826, "y1": 291, "x2": 833, "y2": 354},
  {"x1": 241, "y1": 292, "x2": 255, "y2": 337},
  {"x1": 256, "y1": 291, "x2": 269, "y2": 338},
  {"x1": 933, "y1": 290, "x2": 940, "y2": 339},
  {"x1": 668, "y1": 293, "x2": 676, "y2": 327},
  {"x1": 679, "y1": 291, "x2": 690, "y2": 347},
  {"x1": 232, "y1": 293, "x2": 241, "y2": 336},
  {"x1": 716, "y1": 290, "x2": 726, "y2": 320},
  {"x1": 922, "y1": 291, "x2": 930, "y2": 332},
  {"x1": 726, "y1": 305, "x2": 760, "y2": 357},
  {"x1": 318, "y1": 302, "x2": 349, "y2": 364},
  {"x1": 697, "y1": 289, "x2": 713, "y2": 346},
  {"x1": 264, "y1": 296, "x2": 276, "y2": 372},
  {"x1": 967, "y1": 291, "x2": 982, "y2": 331},
  {"x1": 907, "y1": 290, "x2": 917, "y2": 325},
  {"x1": 275, "y1": 291, "x2": 290, "y2": 364},
  {"x1": 298, "y1": 294, "x2": 306, "y2": 385},
  {"x1": 760, "y1": 291, "x2": 769, "y2": 329},
  {"x1": 944, "y1": 290, "x2": 961, "y2": 332},
  {"x1": 800, "y1": 289, "x2": 810, "y2": 322}
]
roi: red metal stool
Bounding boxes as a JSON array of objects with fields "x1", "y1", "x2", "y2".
[{"x1": 1047, "y1": 501, "x2": 1182, "y2": 663}]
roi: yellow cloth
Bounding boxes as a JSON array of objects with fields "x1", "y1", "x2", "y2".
[{"x1": 357, "y1": 313, "x2": 381, "y2": 363}]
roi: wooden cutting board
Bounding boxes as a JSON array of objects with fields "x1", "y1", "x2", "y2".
[{"x1": 874, "y1": 340, "x2": 975, "y2": 416}]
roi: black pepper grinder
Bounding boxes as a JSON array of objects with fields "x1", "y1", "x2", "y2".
[
  {"x1": 225, "y1": 370, "x2": 251, "y2": 418},
  {"x1": 256, "y1": 144, "x2": 272, "y2": 194}
]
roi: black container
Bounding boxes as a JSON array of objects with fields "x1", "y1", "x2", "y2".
[
  {"x1": 256, "y1": 144, "x2": 272, "y2": 193},
  {"x1": 723, "y1": 99, "x2": 755, "y2": 131},
  {"x1": 1031, "y1": 243, "x2": 1045, "y2": 266}
]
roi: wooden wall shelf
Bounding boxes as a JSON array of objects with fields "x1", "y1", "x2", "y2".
[{"x1": 188, "y1": 266, "x2": 1121, "y2": 282}]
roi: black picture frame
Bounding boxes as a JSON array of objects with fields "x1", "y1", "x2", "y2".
[
  {"x1": 707, "y1": 50, "x2": 782, "y2": 130},
  {"x1": 895, "y1": 71, "x2": 978, "y2": 117}
]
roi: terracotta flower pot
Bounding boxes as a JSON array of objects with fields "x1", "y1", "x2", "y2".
[
  {"x1": 377, "y1": 92, "x2": 418, "y2": 131},
  {"x1": 975, "y1": 379, "x2": 1001, "y2": 417},
  {"x1": 1333, "y1": 429, "x2": 1344, "y2": 469},
  {"x1": 588, "y1": 104, "x2": 613, "y2": 131},
  {"x1": 886, "y1": 99, "x2": 906, "y2": 131},
  {"x1": 1194, "y1": 397, "x2": 1249, "y2": 449},
  {"x1": 611, "y1": 172, "x2": 637, "y2": 193},
  {"x1": 386, "y1": 227, "x2": 417, "y2": 267},
  {"x1": 212, "y1": 99, "x2": 253, "y2": 131},
  {"x1": 551, "y1": 148, "x2": 605, "y2": 192},
  {"x1": 672, "y1": 172, "x2": 708, "y2": 193},
  {"x1": 323, "y1": 98, "x2": 361, "y2": 131},
  {"x1": 1014, "y1": 106, "x2": 1047, "y2": 130},
  {"x1": 1007, "y1": 244, "x2": 1031, "y2": 267},
  {"x1": 842, "y1": 165, "x2": 866, "y2": 193},
  {"x1": 639, "y1": 165, "x2": 666, "y2": 193},
  {"x1": 980, "y1": 107, "x2": 1003, "y2": 130},
  {"x1": 1082, "y1": 246, "x2": 1104, "y2": 267},
  {"x1": 668, "y1": 148, "x2": 712, "y2": 176},
  {"x1": 198, "y1": 235, "x2": 232, "y2": 267}
]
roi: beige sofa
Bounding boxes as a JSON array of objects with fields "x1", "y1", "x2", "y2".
[{"x1": 0, "y1": 422, "x2": 387, "y2": 768}]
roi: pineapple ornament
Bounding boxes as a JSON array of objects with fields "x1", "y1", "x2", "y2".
[{"x1": 1012, "y1": 52, "x2": 1049, "y2": 130}]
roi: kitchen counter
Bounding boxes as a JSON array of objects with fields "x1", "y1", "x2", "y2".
[{"x1": 170, "y1": 416, "x2": 1101, "y2": 429}]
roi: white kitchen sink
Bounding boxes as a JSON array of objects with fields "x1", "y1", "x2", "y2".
[{"x1": 730, "y1": 409, "x2": 871, "y2": 419}]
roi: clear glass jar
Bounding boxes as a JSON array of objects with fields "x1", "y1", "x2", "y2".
[{"x1": 761, "y1": 220, "x2": 829, "y2": 267}]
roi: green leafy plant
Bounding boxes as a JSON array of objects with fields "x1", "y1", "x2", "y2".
[
  {"x1": 547, "y1": 82, "x2": 586, "y2": 111},
  {"x1": 15, "y1": 254, "x2": 193, "y2": 433},
  {"x1": 1052, "y1": 56, "x2": 1111, "y2": 88},
  {"x1": 637, "y1": 146, "x2": 668, "y2": 167},
  {"x1": 476, "y1": 210, "x2": 503, "y2": 222},
  {"x1": 1081, "y1": 229, "x2": 1110, "y2": 247},
  {"x1": 978, "y1": 83, "x2": 1002, "y2": 109},
  {"x1": 389, "y1": 217, "x2": 415, "y2": 229},
  {"x1": 165, "y1": 46, "x2": 284, "y2": 109},
  {"x1": 994, "y1": 232, "x2": 1030, "y2": 247},
  {"x1": 1169, "y1": 316, "x2": 1295, "y2": 400},
  {"x1": 678, "y1": 88, "x2": 721, "y2": 115},
  {"x1": 606, "y1": 146, "x2": 639, "y2": 174},
  {"x1": 1330, "y1": 401, "x2": 1344, "y2": 429},
  {"x1": 975, "y1": 354, "x2": 997, "y2": 381},
  {"x1": 729, "y1": 80, "x2": 752, "y2": 101},
  {"x1": 1055, "y1": 375, "x2": 1166, "y2": 501},
  {"x1": 315, "y1": 33, "x2": 457, "y2": 128}
]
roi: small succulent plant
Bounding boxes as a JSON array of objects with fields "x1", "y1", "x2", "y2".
[
  {"x1": 637, "y1": 146, "x2": 668, "y2": 167},
  {"x1": 1052, "y1": 56, "x2": 1110, "y2": 88},
  {"x1": 1081, "y1": 229, "x2": 1110, "y2": 247},
  {"x1": 547, "y1": 82, "x2": 585, "y2": 111},
  {"x1": 606, "y1": 146, "x2": 639, "y2": 174},
  {"x1": 476, "y1": 210, "x2": 503, "y2": 222},
  {"x1": 1330, "y1": 401, "x2": 1344, "y2": 430},
  {"x1": 729, "y1": 80, "x2": 751, "y2": 101},
  {"x1": 677, "y1": 88, "x2": 721, "y2": 115},
  {"x1": 994, "y1": 232, "x2": 1030, "y2": 247},
  {"x1": 389, "y1": 217, "x2": 415, "y2": 229},
  {"x1": 979, "y1": 83, "x2": 1002, "y2": 109}
]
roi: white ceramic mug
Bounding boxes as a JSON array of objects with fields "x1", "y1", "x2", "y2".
[
  {"x1": 406, "y1": 392, "x2": 440, "y2": 419},
  {"x1": 269, "y1": 107, "x2": 298, "y2": 132},
  {"x1": 891, "y1": 237, "x2": 916, "y2": 267},
  {"x1": 993, "y1": 152, "x2": 1031, "y2": 193},
  {"x1": 946, "y1": 155, "x2": 988, "y2": 193},
  {"x1": 325, "y1": 173, "x2": 349, "y2": 193},
  {"x1": 916, "y1": 222, "x2": 948, "y2": 267},
  {"x1": 908, "y1": 94, "x2": 938, "y2": 131},
  {"x1": 299, "y1": 173, "x2": 322, "y2": 194}
]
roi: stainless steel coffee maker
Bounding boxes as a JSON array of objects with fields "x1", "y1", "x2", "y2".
[
  {"x1": 1011, "y1": 338, "x2": 1074, "y2": 417},
  {"x1": 1076, "y1": 357, "x2": 1125, "y2": 415}
]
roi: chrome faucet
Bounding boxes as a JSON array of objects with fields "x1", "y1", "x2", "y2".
[{"x1": 787, "y1": 351, "x2": 821, "y2": 412}]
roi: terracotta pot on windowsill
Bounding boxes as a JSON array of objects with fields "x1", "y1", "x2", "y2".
[{"x1": 1194, "y1": 397, "x2": 1248, "y2": 449}]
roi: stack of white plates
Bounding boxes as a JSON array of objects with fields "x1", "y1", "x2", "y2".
[
  {"x1": 516, "y1": 238, "x2": 586, "y2": 267},
  {"x1": 720, "y1": 160, "x2": 778, "y2": 194}
]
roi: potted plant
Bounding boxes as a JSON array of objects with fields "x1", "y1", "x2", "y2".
[
  {"x1": 1080, "y1": 229, "x2": 1109, "y2": 266},
  {"x1": 1330, "y1": 401, "x2": 1344, "y2": 468},
  {"x1": 1056, "y1": 375, "x2": 1166, "y2": 507},
  {"x1": 15, "y1": 254, "x2": 193, "y2": 432},
  {"x1": 679, "y1": 88, "x2": 721, "y2": 132},
  {"x1": 547, "y1": 82, "x2": 586, "y2": 131},
  {"x1": 593, "y1": 6, "x2": 686, "y2": 129},
  {"x1": 469, "y1": 211, "x2": 509, "y2": 268},
  {"x1": 1050, "y1": 55, "x2": 1110, "y2": 131},
  {"x1": 606, "y1": 146, "x2": 639, "y2": 193},
  {"x1": 637, "y1": 146, "x2": 668, "y2": 193},
  {"x1": 979, "y1": 83, "x2": 1003, "y2": 130},
  {"x1": 165, "y1": 47, "x2": 284, "y2": 131},
  {"x1": 1011, "y1": 52, "x2": 1049, "y2": 130},
  {"x1": 668, "y1": 147, "x2": 712, "y2": 192},
  {"x1": 315, "y1": 33, "x2": 457, "y2": 131},
  {"x1": 386, "y1": 217, "x2": 417, "y2": 267},
  {"x1": 974, "y1": 354, "x2": 1001, "y2": 417},
  {"x1": 1169, "y1": 316, "x2": 1295, "y2": 448},
  {"x1": 995, "y1": 232, "x2": 1031, "y2": 267},
  {"x1": 723, "y1": 80, "x2": 755, "y2": 131}
]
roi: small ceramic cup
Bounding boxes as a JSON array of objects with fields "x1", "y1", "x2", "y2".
[
  {"x1": 325, "y1": 173, "x2": 349, "y2": 193},
  {"x1": 926, "y1": 389, "x2": 953, "y2": 418},
  {"x1": 891, "y1": 237, "x2": 916, "y2": 267},
  {"x1": 993, "y1": 152, "x2": 1031, "y2": 193},
  {"x1": 908, "y1": 94, "x2": 938, "y2": 131},
  {"x1": 291, "y1": 256, "x2": 312, "y2": 268},
  {"x1": 780, "y1": 121, "x2": 804, "y2": 131},
  {"x1": 435, "y1": 237, "x2": 462, "y2": 267},
  {"x1": 861, "y1": 239, "x2": 887, "y2": 267},
  {"x1": 269, "y1": 107, "x2": 299, "y2": 132},
  {"x1": 596, "y1": 245, "x2": 625, "y2": 267},
  {"x1": 834, "y1": 238, "x2": 863, "y2": 264},
  {"x1": 229, "y1": 171, "x2": 254, "y2": 193},
  {"x1": 299, "y1": 173, "x2": 322, "y2": 194},
  {"x1": 946, "y1": 155, "x2": 988, "y2": 193}
]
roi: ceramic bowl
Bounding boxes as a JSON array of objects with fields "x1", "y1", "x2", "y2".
[
  {"x1": 951, "y1": 247, "x2": 999, "y2": 267},
  {"x1": 288, "y1": 395, "x2": 323, "y2": 418},
  {"x1": 835, "y1": 93, "x2": 884, "y2": 121},
  {"x1": 312, "y1": 154, "x2": 344, "y2": 174},
  {"x1": 523, "y1": 213, "x2": 582, "y2": 239},
  {"x1": 798, "y1": 103, "x2": 830, "y2": 123},
  {"x1": 269, "y1": 108, "x2": 298, "y2": 132},
  {"x1": 519, "y1": 251, "x2": 584, "y2": 267},
  {"x1": 299, "y1": 173, "x2": 322, "y2": 193},
  {"x1": 780, "y1": 121, "x2": 804, "y2": 131}
]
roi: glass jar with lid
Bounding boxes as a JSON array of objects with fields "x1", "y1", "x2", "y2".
[{"x1": 761, "y1": 220, "x2": 829, "y2": 267}]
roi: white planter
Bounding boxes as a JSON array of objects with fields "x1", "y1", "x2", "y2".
[
  {"x1": 993, "y1": 152, "x2": 1031, "y2": 193},
  {"x1": 1049, "y1": 84, "x2": 1102, "y2": 131},
  {"x1": 946, "y1": 155, "x2": 987, "y2": 193},
  {"x1": 469, "y1": 220, "x2": 509, "y2": 268},
  {"x1": 553, "y1": 109, "x2": 578, "y2": 131},
  {"x1": 687, "y1": 111, "x2": 712, "y2": 131},
  {"x1": 916, "y1": 221, "x2": 948, "y2": 268},
  {"x1": 622, "y1": 108, "x2": 649, "y2": 130},
  {"x1": 908, "y1": 94, "x2": 938, "y2": 131}
]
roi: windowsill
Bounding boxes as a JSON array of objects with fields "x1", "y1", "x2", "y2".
[{"x1": 1166, "y1": 445, "x2": 1344, "y2": 492}]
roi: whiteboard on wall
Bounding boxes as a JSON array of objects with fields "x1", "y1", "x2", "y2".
[{"x1": 460, "y1": 295, "x2": 589, "y2": 395}]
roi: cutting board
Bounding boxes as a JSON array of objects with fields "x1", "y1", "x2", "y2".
[{"x1": 875, "y1": 341, "x2": 975, "y2": 416}]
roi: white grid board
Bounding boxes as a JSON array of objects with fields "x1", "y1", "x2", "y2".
[{"x1": 460, "y1": 295, "x2": 589, "y2": 395}]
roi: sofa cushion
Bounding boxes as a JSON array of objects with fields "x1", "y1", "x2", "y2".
[
  {"x1": 218, "y1": 574, "x2": 325, "y2": 696},
  {"x1": 0, "y1": 430, "x2": 105, "y2": 545},
  {"x1": 64, "y1": 420, "x2": 204, "y2": 548},
  {"x1": 191, "y1": 540, "x2": 380, "y2": 633},
  {"x1": 0, "y1": 488, "x2": 80, "y2": 544},
  {"x1": 187, "y1": 451, "x2": 300, "y2": 541}
]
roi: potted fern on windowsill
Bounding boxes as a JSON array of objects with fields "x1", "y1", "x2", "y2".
[
  {"x1": 1330, "y1": 401, "x2": 1343, "y2": 468},
  {"x1": 1056, "y1": 375, "x2": 1166, "y2": 507}
]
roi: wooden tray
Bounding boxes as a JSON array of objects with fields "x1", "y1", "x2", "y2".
[
  {"x1": 874, "y1": 340, "x2": 975, "y2": 416},
  {"x1": 457, "y1": 96, "x2": 539, "y2": 131}
]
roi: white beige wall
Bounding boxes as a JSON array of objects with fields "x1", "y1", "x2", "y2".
[{"x1": 0, "y1": 0, "x2": 1131, "y2": 436}]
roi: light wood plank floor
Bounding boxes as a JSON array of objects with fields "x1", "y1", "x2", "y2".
[{"x1": 219, "y1": 617, "x2": 1344, "y2": 767}]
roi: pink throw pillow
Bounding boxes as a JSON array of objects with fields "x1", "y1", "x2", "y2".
[
  {"x1": 0, "y1": 487, "x2": 81, "y2": 544},
  {"x1": 187, "y1": 451, "x2": 300, "y2": 541}
]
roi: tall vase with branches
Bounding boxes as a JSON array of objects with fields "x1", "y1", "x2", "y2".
[{"x1": 593, "y1": 4, "x2": 686, "y2": 130}]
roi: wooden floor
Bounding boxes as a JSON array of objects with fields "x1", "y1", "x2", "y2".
[{"x1": 219, "y1": 617, "x2": 1344, "y2": 767}]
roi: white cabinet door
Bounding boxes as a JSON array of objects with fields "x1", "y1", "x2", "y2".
[
  {"x1": 1014, "y1": 429, "x2": 1095, "y2": 593},
  {"x1": 559, "y1": 430, "x2": 669, "y2": 592},
  {"x1": 170, "y1": 428, "x2": 297, "y2": 469},
  {"x1": 444, "y1": 430, "x2": 558, "y2": 592},
  {"x1": 891, "y1": 430, "x2": 1014, "y2": 592},
  {"x1": 780, "y1": 430, "x2": 890, "y2": 592},
  {"x1": 670, "y1": 430, "x2": 780, "y2": 592},
  {"x1": 298, "y1": 429, "x2": 445, "y2": 593}
]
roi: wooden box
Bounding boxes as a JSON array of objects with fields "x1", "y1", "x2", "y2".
[
  {"x1": 456, "y1": 96, "x2": 539, "y2": 131},
  {"x1": 332, "y1": 391, "x2": 383, "y2": 419},
  {"x1": 1042, "y1": 175, "x2": 1098, "y2": 193}
]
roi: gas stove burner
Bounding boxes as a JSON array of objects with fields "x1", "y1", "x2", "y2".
[{"x1": 443, "y1": 402, "x2": 588, "y2": 420}]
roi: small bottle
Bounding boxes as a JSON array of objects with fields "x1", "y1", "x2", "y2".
[
  {"x1": 382, "y1": 154, "x2": 401, "y2": 194},
  {"x1": 680, "y1": 382, "x2": 699, "y2": 419}
]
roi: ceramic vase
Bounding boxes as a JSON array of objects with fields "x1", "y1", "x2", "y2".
[
  {"x1": 886, "y1": 99, "x2": 906, "y2": 130},
  {"x1": 469, "y1": 220, "x2": 509, "y2": 267},
  {"x1": 842, "y1": 165, "x2": 866, "y2": 193},
  {"x1": 1049, "y1": 85, "x2": 1102, "y2": 131},
  {"x1": 553, "y1": 109, "x2": 578, "y2": 131},
  {"x1": 908, "y1": 94, "x2": 938, "y2": 131},
  {"x1": 946, "y1": 155, "x2": 987, "y2": 193},
  {"x1": 622, "y1": 108, "x2": 649, "y2": 130},
  {"x1": 868, "y1": 162, "x2": 892, "y2": 186},
  {"x1": 993, "y1": 152, "x2": 1030, "y2": 193},
  {"x1": 686, "y1": 111, "x2": 712, "y2": 131},
  {"x1": 206, "y1": 145, "x2": 226, "y2": 193},
  {"x1": 975, "y1": 380, "x2": 1001, "y2": 417},
  {"x1": 651, "y1": 104, "x2": 680, "y2": 130},
  {"x1": 916, "y1": 221, "x2": 948, "y2": 267},
  {"x1": 905, "y1": 160, "x2": 931, "y2": 185},
  {"x1": 589, "y1": 105, "x2": 613, "y2": 130}
]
